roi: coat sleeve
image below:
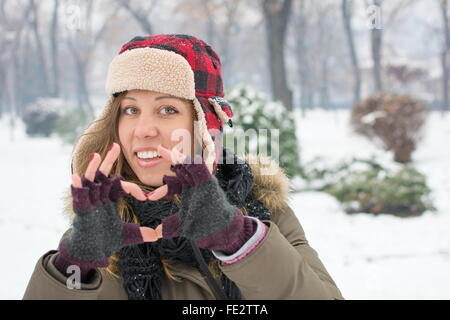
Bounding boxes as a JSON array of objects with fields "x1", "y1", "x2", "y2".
[
  {"x1": 217, "y1": 205, "x2": 345, "y2": 300},
  {"x1": 22, "y1": 249, "x2": 105, "y2": 300},
  {"x1": 22, "y1": 229, "x2": 126, "y2": 300}
]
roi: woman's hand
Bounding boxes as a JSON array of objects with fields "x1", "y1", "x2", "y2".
[
  {"x1": 145, "y1": 144, "x2": 213, "y2": 201},
  {"x1": 72, "y1": 142, "x2": 148, "y2": 201},
  {"x1": 59, "y1": 143, "x2": 162, "y2": 268},
  {"x1": 151, "y1": 145, "x2": 252, "y2": 253}
]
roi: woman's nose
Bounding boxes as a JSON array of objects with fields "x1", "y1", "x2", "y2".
[{"x1": 134, "y1": 117, "x2": 158, "y2": 139}]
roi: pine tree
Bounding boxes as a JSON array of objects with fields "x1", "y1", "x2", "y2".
[{"x1": 225, "y1": 85, "x2": 301, "y2": 178}]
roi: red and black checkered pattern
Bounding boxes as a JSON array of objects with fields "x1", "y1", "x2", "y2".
[{"x1": 117, "y1": 34, "x2": 233, "y2": 132}]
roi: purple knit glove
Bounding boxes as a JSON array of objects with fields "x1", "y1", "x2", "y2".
[
  {"x1": 55, "y1": 169, "x2": 145, "y2": 281},
  {"x1": 162, "y1": 155, "x2": 210, "y2": 197},
  {"x1": 161, "y1": 155, "x2": 258, "y2": 255}
]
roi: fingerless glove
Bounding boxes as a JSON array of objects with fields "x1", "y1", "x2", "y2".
[
  {"x1": 54, "y1": 170, "x2": 144, "y2": 282},
  {"x1": 161, "y1": 156, "x2": 266, "y2": 260}
]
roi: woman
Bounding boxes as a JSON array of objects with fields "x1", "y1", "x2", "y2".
[{"x1": 23, "y1": 34, "x2": 344, "y2": 300}]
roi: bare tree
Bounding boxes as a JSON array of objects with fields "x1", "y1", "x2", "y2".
[
  {"x1": 370, "y1": 0, "x2": 383, "y2": 92},
  {"x1": 173, "y1": 0, "x2": 243, "y2": 84},
  {"x1": 1, "y1": 1, "x2": 33, "y2": 111},
  {"x1": 262, "y1": 0, "x2": 293, "y2": 110},
  {"x1": 28, "y1": 0, "x2": 50, "y2": 96},
  {"x1": 385, "y1": 64, "x2": 427, "y2": 93},
  {"x1": 366, "y1": 0, "x2": 418, "y2": 93},
  {"x1": 49, "y1": 0, "x2": 60, "y2": 97},
  {"x1": 66, "y1": 1, "x2": 120, "y2": 117},
  {"x1": 292, "y1": 0, "x2": 312, "y2": 114},
  {"x1": 440, "y1": 0, "x2": 450, "y2": 112},
  {"x1": 200, "y1": 0, "x2": 241, "y2": 74},
  {"x1": 342, "y1": 0, "x2": 361, "y2": 104},
  {"x1": 0, "y1": 0, "x2": 7, "y2": 118},
  {"x1": 0, "y1": 0, "x2": 33, "y2": 140},
  {"x1": 118, "y1": 0, "x2": 158, "y2": 34}
]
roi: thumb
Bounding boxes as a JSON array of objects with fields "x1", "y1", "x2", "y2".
[
  {"x1": 140, "y1": 226, "x2": 161, "y2": 242},
  {"x1": 161, "y1": 213, "x2": 181, "y2": 239},
  {"x1": 121, "y1": 222, "x2": 146, "y2": 245}
]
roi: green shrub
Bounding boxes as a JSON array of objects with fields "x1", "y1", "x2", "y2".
[
  {"x1": 318, "y1": 158, "x2": 436, "y2": 217},
  {"x1": 54, "y1": 108, "x2": 92, "y2": 144},
  {"x1": 224, "y1": 85, "x2": 301, "y2": 178},
  {"x1": 21, "y1": 98, "x2": 63, "y2": 137}
]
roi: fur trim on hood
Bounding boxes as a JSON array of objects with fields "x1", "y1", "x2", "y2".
[{"x1": 244, "y1": 155, "x2": 291, "y2": 219}]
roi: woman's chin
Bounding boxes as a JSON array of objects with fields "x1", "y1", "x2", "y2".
[
  {"x1": 139, "y1": 174, "x2": 164, "y2": 188},
  {"x1": 132, "y1": 164, "x2": 170, "y2": 187}
]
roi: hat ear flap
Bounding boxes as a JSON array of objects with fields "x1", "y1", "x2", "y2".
[
  {"x1": 192, "y1": 97, "x2": 217, "y2": 173},
  {"x1": 208, "y1": 97, "x2": 234, "y2": 128}
]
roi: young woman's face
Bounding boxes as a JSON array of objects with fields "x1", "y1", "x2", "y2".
[{"x1": 118, "y1": 89, "x2": 194, "y2": 187}]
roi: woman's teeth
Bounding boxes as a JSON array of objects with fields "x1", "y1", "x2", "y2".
[{"x1": 136, "y1": 150, "x2": 161, "y2": 159}]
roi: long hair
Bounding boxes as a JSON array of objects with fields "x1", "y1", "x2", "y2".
[{"x1": 63, "y1": 92, "x2": 228, "y2": 283}]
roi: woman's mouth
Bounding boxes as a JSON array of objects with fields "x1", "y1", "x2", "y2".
[{"x1": 135, "y1": 151, "x2": 163, "y2": 169}]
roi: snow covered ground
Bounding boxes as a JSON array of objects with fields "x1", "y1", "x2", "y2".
[
  {"x1": 293, "y1": 109, "x2": 450, "y2": 299},
  {"x1": 0, "y1": 109, "x2": 448, "y2": 299}
]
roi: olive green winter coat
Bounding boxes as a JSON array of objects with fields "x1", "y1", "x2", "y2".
[{"x1": 23, "y1": 156, "x2": 344, "y2": 300}]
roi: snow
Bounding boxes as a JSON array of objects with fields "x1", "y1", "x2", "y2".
[
  {"x1": 292, "y1": 109, "x2": 450, "y2": 299},
  {"x1": 361, "y1": 110, "x2": 387, "y2": 124},
  {"x1": 0, "y1": 109, "x2": 449, "y2": 299}
]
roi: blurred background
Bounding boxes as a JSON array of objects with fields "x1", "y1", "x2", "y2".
[{"x1": 0, "y1": 0, "x2": 449, "y2": 299}]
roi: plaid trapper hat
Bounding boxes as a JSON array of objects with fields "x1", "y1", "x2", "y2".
[{"x1": 72, "y1": 34, "x2": 234, "y2": 173}]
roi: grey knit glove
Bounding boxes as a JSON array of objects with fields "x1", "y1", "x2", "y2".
[
  {"x1": 57, "y1": 169, "x2": 144, "y2": 268},
  {"x1": 161, "y1": 155, "x2": 256, "y2": 253}
]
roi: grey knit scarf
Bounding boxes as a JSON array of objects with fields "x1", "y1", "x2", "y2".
[{"x1": 119, "y1": 148, "x2": 271, "y2": 300}]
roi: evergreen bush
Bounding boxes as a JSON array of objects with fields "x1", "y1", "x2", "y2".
[
  {"x1": 224, "y1": 85, "x2": 301, "y2": 177},
  {"x1": 313, "y1": 158, "x2": 437, "y2": 217},
  {"x1": 21, "y1": 98, "x2": 63, "y2": 137}
]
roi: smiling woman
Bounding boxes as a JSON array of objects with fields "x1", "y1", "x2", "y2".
[{"x1": 22, "y1": 34, "x2": 344, "y2": 301}]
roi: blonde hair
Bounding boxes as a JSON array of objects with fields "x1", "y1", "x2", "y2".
[{"x1": 66, "y1": 92, "x2": 234, "y2": 283}]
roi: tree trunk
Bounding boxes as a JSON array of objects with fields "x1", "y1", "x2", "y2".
[
  {"x1": 29, "y1": 0, "x2": 50, "y2": 96},
  {"x1": 393, "y1": 140, "x2": 413, "y2": 163},
  {"x1": 202, "y1": 0, "x2": 216, "y2": 45},
  {"x1": 441, "y1": 0, "x2": 450, "y2": 112},
  {"x1": 70, "y1": 44, "x2": 94, "y2": 117},
  {"x1": 0, "y1": 63, "x2": 5, "y2": 119},
  {"x1": 262, "y1": 0, "x2": 293, "y2": 110},
  {"x1": 49, "y1": 0, "x2": 60, "y2": 97},
  {"x1": 320, "y1": 59, "x2": 330, "y2": 109},
  {"x1": 119, "y1": 0, "x2": 154, "y2": 34},
  {"x1": 295, "y1": 0, "x2": 308, "y2": 116},
  {"x1": 200, "y1": 0, "x2": 241, "y2": 85},
  {"x1": 342, "y1": 0, "x2": 361, "y2": 105},
  {"x1": 371, "y1": 0, "x2": 383, "y2": 92}
]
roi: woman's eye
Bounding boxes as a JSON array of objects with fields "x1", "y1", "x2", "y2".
[
  {"x1": 122, "y1": 106, "x2": 137, "y2": 115},
  {"x1": 160, "y1": 106, "x2": 178, "y2": 115}
]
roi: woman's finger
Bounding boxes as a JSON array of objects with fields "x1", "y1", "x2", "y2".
[
  {"x1": 85, "y1": 153, "x2": 102, "y2": 182},
  {"x1": 158, "y1": 145, "x2": 175, "y2": 164},
  {"x1": 120, "y1": 180, "x2": 147, "y2": 201},
  {"x1": 140, "y1": 227, "x2": 160, "y2": 242},
  {"x1": 158, "y1": 144, "x2": 186, "y2": 165},
  {"x1": 147, "y1": 185, "x2": 168, "y2": 201},
  {"x1": 155, "y1": 224, "x2": 162, "y2": 239},
  {"x1": 99, "y1": 142, "x2": 120, "y2": 177},
  {"x1": 72, "y1": 174, "x2": 82, "y2": 188}
]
